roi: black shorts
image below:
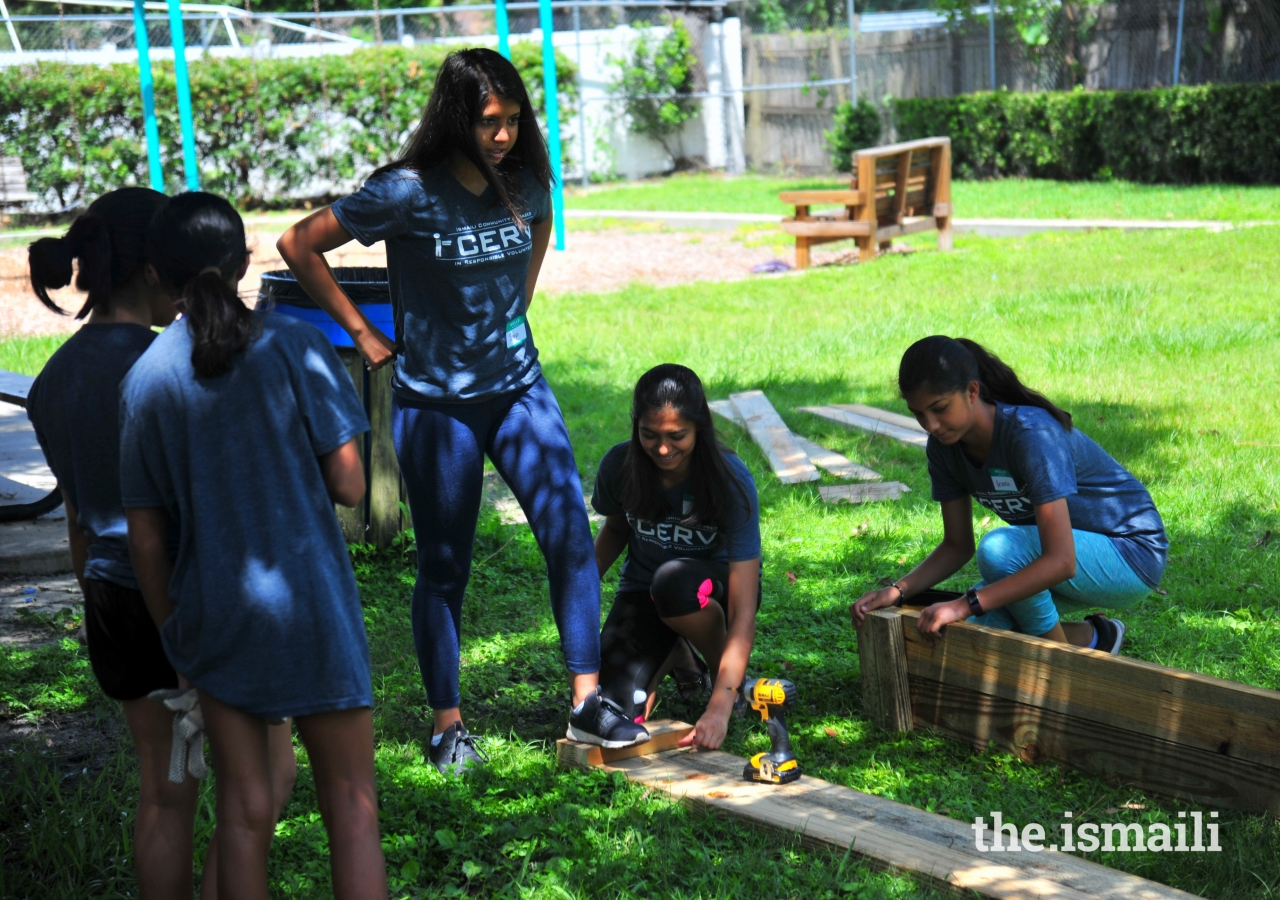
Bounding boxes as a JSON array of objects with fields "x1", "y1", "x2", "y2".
[
  {"x1": 599, "y1": 558, "x2": 761, "y2": 719},
  {"x1": 83, "y1": 578, "x2": 178, "y2": 701}
]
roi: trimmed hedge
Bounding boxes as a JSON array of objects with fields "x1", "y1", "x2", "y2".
[
  {"x1": 0, "y1": 43, "x2": 577, "y2": 210},
  {"x1": 888, "y1": 83, "x2": 1280, "y2": 184},
  {"x1": 825, "y1": 98, "x2": 882, "y2": 173}
]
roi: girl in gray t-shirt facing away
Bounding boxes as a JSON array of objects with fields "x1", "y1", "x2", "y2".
[
  {"x1": 851, "y1": 336, "x2": 1167, "y2": 656},
  {"x1": 277, "y1": 48, "x2": 645, "y2": 775},
  {"x1": 120, "y1": 192, "x2": 388, "y2": 899}
]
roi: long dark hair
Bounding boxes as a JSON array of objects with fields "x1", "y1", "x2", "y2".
[
  {"x1": 376, "y1": 48, "x2": 552, "y2": 227},
  {"x1": 619, "y1": 364, "x2": 751, "y2": 525},
  {"x1": 28, "y1": 187, "x2": 167, "y2": 319},
  {"x1": 146, "y1": 192, "x2": 258, "y2": 379},
  {"x1": 898, "y1": 336, "x2": 1073, "y2": 431}
]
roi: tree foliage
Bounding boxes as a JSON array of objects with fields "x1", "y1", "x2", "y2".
[
  {"x1": 825, "y1": 98, "x2": 883, "y2": 172},
  {"x1": 608, "y1": 16, "x2": 701, "y2": 170}
]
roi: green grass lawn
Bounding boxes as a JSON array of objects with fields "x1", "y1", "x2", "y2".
[
  {"x1": 565, "y1": 172, "x2": 1280, "y2": 221},
  {"x1": 2, "y1": 225, "x2": 1278, "y2": 898}
]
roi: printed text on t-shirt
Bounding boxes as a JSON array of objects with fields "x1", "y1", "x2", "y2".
[{"x1": 432, "y1": 214, "x2": 534, "y2": 267}]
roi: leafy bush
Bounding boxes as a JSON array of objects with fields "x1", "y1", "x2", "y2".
[
  {"x1": 0, "y1": 42, "x2": 577, "y2": 210},
  {"x1": 608, "y1": 17, "x2": 700, "y2": 171},
  {"x1": 825, "y1": 98, "x2": 883, "y2": 172},
  {"x1": 890, "y1": 83, "x2": 1280, "y2": 184}
]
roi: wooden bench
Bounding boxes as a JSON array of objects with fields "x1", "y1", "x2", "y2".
[
  {"x1": 780, "y1": 136, "x2": 953, "y2": 269},
  {"x1": 0, "y1": 156, "x2": 37, "y2": 210}
]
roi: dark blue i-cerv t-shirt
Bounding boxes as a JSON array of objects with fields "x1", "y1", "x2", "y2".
[
  {"x1": 926, "y1": 403, "x2": 1168, "y2": 587},
  {"x1": 592, "y1": 441, "x2": 762, "y2": 593},
  {"x1": 331, "y1": 165, "x2": 551, "y2": 402}
]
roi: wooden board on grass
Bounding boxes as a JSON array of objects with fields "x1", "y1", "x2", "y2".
[
  {"x1": 712, "y1": 400, "x2": 881, "y2": 481},
  {"x1": 833, "y1": 403, "x2": 926, "y2": 433},
  {"x1": 708, "y1": 399, "x2": 744, "y2": 427},
  {"x1": 800, "y1": 405, "x2": 929, "y2": 448},
  {"x1": 820, "y1": 482, "x2": 910, "y2": 504},
  {"x1": 601, "y1": 747, "x2": 1200, "y2": 900},
  {"x1": 730, "y1": 391, "x2": 820, "y2": 483},
  {"x1": 556, "y1": 719, "x2": 693, "y2": 769}
]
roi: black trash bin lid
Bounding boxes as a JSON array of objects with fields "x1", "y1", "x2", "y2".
[{"x1": 258, "y1": 267, "x2": 390, "y2": 308}]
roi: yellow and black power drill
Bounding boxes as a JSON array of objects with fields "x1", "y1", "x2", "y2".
[{"x1": 739, "y1": 677, "x2": 801, "y2": 785}]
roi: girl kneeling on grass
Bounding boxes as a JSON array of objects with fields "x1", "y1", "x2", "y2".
[
  {"x1": 120, "y1": 192, "x2": 387, "y2": 900},
  {"x1": 278, "y1": 47, "x2": 644, "y2": 772},
  {"x1": 26, "y1": 188, "x2": 295, "y2": 899},
  {"x1": 593, "y1": 365, "x2": 762, "y2": 749},
  {"x1": 851, "y1": 336, "x2": 1167, "y2": 653}
]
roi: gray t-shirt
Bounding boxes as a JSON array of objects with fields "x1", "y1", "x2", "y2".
[
  {"x1": 592, "y1": 441, "x2": 762, "y2": 593},
  {"x1": 331, "y1": 165, "x2": 550, "y2": 402},
  {"x1": 26, "y1": 324, "x2": 156, "y2": 590},
  {"x1": 927, "y1": 403, "x2": 1168, "y2": 587},
  {"x1": 119, "y1": 311, "x2": 373, "y2": 720}
]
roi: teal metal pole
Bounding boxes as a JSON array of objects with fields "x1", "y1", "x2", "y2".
[
  {"x1": 495, "y1": 0, "x2": 510, "y2": 58},
  {"x1": 167, "y1": 0, "x2": 199, "y2": 190},
  {"x1": 537, "y1": 0, "x2": 564, "y2": 250},
  {"x1": 133, "y1": 0, "x2": 163, "y2": 190}
]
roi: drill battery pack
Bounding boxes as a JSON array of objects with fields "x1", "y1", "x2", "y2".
[{"x1": 743, "y1": 752, "x2": 802, "y2": 785}]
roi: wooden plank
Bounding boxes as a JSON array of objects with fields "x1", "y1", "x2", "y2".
[
  {"x1": 799, "y1": 406, "x2": 929, "y2": 448},
  {"x1": 556, "y1": 719, "x2": 693, "y2": 769},
  {"x1": 334, "y1": 350, "x2": 368, "y2": 544},
  {"x1": 778, "y1": 190, "x2": 867, "y2": 206},
  {"x1": 858, "y1": 609, "x2": 913, "y2": 731},
  {"x1": 729, "y1": 391, "x2": 820, "y2": 484},
  {"x1": 0, "y1": 370, "x2": 35, "y2": 408},
  {"x1": 875, "y1": 218, "x2": 942, "y2": 242},
  {"x1": 780, "y1": 220, "x2": 872, "y2": 238},
  {"x1": 911, "y1": 675, "x2": 1280, "y2": 817},
  {"x1": 892, "y1": 149, "x2": 913, "y2": 225},
  {"x1": 854, "y1": 136, "x2": 950, "y2": 160},
  {"x1": 708, "y1": 399, "x2": 743, "y2": 427},
  {"x1": 897, "y1": 609, "x2": 1280, "y2": 772},
  {"x1": 833, "y1": 403, "x2": 927, "y2": 433},
  {"x1": 791, "y1": 434, "x2": 881, "y2": 481},
  {"x1": 855, "y1": 153, "x2": 879, "y2": 262},
  {"x1": 366, "y1": 363, "x2": 402, "y2": 548},
  {"x1": 819, "y1": 482, "x2": 911, "y2": 504},
  {"x1": 932, "y1": 141, "x2": 954, "y2": 252},
  {"x1": 604, "y1": 748, "x2": 1201, "y2": 900}
]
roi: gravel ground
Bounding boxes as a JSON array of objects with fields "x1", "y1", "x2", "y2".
[{"x1": 0, "y1": 223, "x2": 861, "y2": 338}]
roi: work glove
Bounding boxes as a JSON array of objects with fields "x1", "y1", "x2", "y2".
[{"x1": 148, "y1": 687, "x2": 208, "y2": 783}]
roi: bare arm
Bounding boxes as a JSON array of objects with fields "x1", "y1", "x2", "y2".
[
  {"x1": 594, "y1": 514, "x2": 630, "y2": 577},
  {"x1": 915, "y1": 498, "x2": 1076, "y2": 637},
  {"x1": 126, "y1": 506, "x2": 174, "y2": 630},
  {"x1": 61, "y1": 490, "x2": 88, "y2": 593},
  {"x1": 277, "y1": 208, "x2": 396, "y2": 369},
  {"x1": 524, "y1": 218, "x2": 552, "y2": 310},
  {"x1": 320, "y1": 439, "x2": 365, "y2": 508},
  {"x1": 851, "y1": 497, "x2": 975, "y2": 628}
]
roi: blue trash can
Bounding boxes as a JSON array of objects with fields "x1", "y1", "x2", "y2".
[{"x1": 256, "y1": 267, "x2": 394, "y2": 348}]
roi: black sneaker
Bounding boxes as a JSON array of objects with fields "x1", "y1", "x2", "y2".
[
  {"x1": 429, "y1": 722, "x2": 488, "y2": 777},
  {"x1": 1085, "y1": 614, "x2": 1127, "y2": 655},
  {"x1": 566, "y1": 689, "x2": 650, "y2": 749}
]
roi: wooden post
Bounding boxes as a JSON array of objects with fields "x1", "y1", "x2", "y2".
[
  {"x1": 828, "y1": 28, "x2": 846, "y2": 106},
  {"x1": 335, "y1": 349, "x2": 368, "y2": 544},
  {"x1": 745, "y1": 35, "x2": 763, "y2": 170},
  {"x1": 854, "y1": 151, "x2": 878, "y2": 262},
  {"x1": 931, "y1": 141, "x2": 953, "y2": 252},
  {"x1": 857, "y1": 609, "x2": 912, "y2": 732},
  {"x1": 366, "y1": 364, "x2": 402, "y2": 548}
]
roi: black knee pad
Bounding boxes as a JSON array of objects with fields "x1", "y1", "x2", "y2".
[{"x1": 650, "y1": 559, "x2": 725, "y2": 619}]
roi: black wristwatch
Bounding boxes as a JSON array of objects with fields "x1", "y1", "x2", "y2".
[{"x1": 964, "y1": 588, "x2": 983, "y2": 617}]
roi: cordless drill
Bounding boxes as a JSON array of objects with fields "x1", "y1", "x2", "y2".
[{"x1": 739, "y1": 677, "x2": 802, "y2": 785}]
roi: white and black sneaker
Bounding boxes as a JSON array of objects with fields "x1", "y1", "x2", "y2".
[
  {"x1": 1085, "y1": 614, "x2": 1127, "y2": 655},
  {"x1": 566, "y1": 689, "x2": 650, "y2": 749},
  {"x1": 429, "y1": 722, "x2": 488, "y2": 777}
]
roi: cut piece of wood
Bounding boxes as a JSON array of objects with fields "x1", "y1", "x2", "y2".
[
  {"x1": 779, "y1": 189, "x2": 867, "y2": 206},
  {"x1": 858, "y1": 609, "x2": 913, "y2": 731},
  {"x1": 820, "y1": 482, "x2": 911, "y2": 504},
  {"x1": 875, "y1": 217, "x2": 943, "y2": 242},
  {"x1": 790, "y1": 434, "x2": 881, "y2": 481},
  {"x1": 707, "y1": 399, "x2": 744, "y2": 427},
  {"x1": 729, "y1": 391, "x2": 820, "y2": 484},
  {"x1": 800, "y1": 405, "x2": 929, "y2": 448},
  {"x1": 556, "y1": 720, "x2": 693, "y2": 769},
  {"x1": 780, "y1": 220, "x2": 873, "y2": 238},
  {"x1": 832, "y1": 403, "x2": 927, "y2": 433},
  {"x1": 605, "y1": 748, "x2": 1200, "y2": 900},
  {"x1": 854, "y1": 136, "x2": 950, "y2": 160},
  {"x1": 897, "y1": 609, "x2": 1280, "y2": 771}
]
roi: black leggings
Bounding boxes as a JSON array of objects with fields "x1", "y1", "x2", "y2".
[{"x1": 600, "y1": 558, "x2": 758, "y2": 719}]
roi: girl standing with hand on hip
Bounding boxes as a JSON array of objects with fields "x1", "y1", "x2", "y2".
[
  {"x1": 278, "y1": 48, "x2": 644, "y2": 775},
  {"x1": 851, "y1": 336, "x2": 1167, "y2": 654},
  {"x1": 121, "y1": 192, "x2": 386, "y2": 900}
]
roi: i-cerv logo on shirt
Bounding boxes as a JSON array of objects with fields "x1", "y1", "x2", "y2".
[
  {"x1": 627, "y1": 513, "x2": 719, "y2": 549},
  {"x1": 975, "y1": 467, "x2": 1032, "y2": 518},
  {"x1": 432, "y1": 215, "x2": 534, "y2": 266}
]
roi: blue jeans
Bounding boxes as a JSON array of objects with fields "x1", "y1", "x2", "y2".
[
  {"x1": 392, "y1": 375, "x2": 601, "y2": 709},
  {"x1": 968, "y1": 526, "x2": 1151, "y2": 636}
]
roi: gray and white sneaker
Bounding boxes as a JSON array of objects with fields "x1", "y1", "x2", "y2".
[
  {"x1": 566, "y1": 689, "x2": 650, "y2": 749},
  {"x1": 1085, "y1": 614, "x2": 1127, "y2": 655},
  {"x1": 429, "y1": 722, "x2": 488, "y2": 777}
]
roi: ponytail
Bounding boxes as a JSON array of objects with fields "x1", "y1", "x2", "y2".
[
  {"x1": 28, "y1": 187, "x2": 165, "y2": 318},
  {"x1": 899, "y1": 335, "x2": 1073, "y2": 431},
  {"x1": 146, "y1": 192, "x2": 257, "y2": 379}
]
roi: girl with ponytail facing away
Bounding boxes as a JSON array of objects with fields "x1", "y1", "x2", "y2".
[
  {"x1": 120, "y1": 192, "x2": 387, "y2": 899},
  {"x1": 851, "y1": 336, "x2": 1167, "y2": 654}
]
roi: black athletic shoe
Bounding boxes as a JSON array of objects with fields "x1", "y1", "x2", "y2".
[
  {"x1": 566, "y1": 689, "x2": 650, "y2": 749},
  {"x1": 1085, "y1": 614, "x2": 1127, "y2": 655},
  {"x1": 429, "y1": 722, "x2": 488, "y2": 777}
]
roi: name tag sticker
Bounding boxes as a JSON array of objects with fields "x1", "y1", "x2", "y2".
[
  {"x1": 505, "y1": 315, "x2": 528, "y2": 349},
  {"x1": 990, "y1": 468, "x2": 1018, "y2": 493}
]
